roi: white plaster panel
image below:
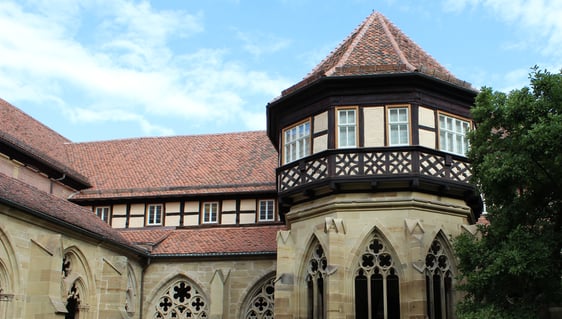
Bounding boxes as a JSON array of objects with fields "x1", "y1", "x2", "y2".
[
  {"x1": 419, "y1": 106, "x2": 435, "y2": 128},
  {"x1": 364, "y1": 107, "x2": 385, "y2": 147},
  {"x1": 314, "y1": 111, "x2": 328, "y2": 133}
]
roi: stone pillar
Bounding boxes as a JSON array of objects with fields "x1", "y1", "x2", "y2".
[
  {"x1": 324, "y1": 217, "x2": 346, "y2": 319},
  {"x1": 404, "y1": 218, "x2": 427, "y2": 318},
  {"x1": 27, "y1": 234, "x2": 66, "y2": 318},
  {"x1": 99, "y1": 256, "x2": 128, "y2": 318},
  {"x1": 274, "y1": 230, "x2": 294, "y2": 319},
  {"x1": 209, "y1": 268, "x2": 230, "y2": 319}
]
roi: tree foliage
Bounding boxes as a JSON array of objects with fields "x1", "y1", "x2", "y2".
[{"x1": 454, "y1": 68, "x2": 562, "y2": 318}]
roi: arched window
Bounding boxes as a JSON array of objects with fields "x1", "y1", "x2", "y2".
[
  {"x1": 355, "y1": 233, "x2": 400, "y2": 319},
  {"x1": 242, "y1": 276, "x2": 275, "y2": 319},
  {"x1": 154, "y1": 279, "x2": 208, "y2": 319},
  {"x1": 65, "y1": 281, "x2": 81, "y2": 319},
  {"x1": 125, "y1": 266, "x2": 137, "y2": 316},
  {"x1": 425, "y1": 239, "x2": 453, "y2": 319},
  {"x1": 306, "y1": 243, "x2": 327, "y2": 319}
]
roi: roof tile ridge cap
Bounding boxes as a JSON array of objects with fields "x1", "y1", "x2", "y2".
[
  {"x1": 325, "y1": 11, "x2": 377, "y2": 76},
  {"x1": 377, "y1": 12, "x2": 417, "y2": 72},
  {"x1": 303, "y1": 12, "x2": 372, "y2": 79},
  {"x1": 152, "y1": 229, "x2": 175, "y2": 248}
]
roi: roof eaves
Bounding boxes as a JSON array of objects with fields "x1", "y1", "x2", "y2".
[
  {"x1": 71, "y1": 182, "x2": 277, "y2": 200},
  {"x1": 150, "y1": 251, "x2": 277, "y2": 258},
  {"x1": 0, "y1": 196, "x2": 148, "y2": 256},
  {"x1": 0, "y1": 132, "x2": 91, "y2": 188}
]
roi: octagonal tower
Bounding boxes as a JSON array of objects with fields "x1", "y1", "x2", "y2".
[{"x1": 267, "y1": 12, "x2": 481, "y2": 319}]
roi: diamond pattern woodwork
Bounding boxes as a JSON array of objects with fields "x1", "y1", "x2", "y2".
[{"x1": 278, "y1": 147, "x2": 471, "y2": 193}]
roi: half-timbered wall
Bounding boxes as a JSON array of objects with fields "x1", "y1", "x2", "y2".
[
  {"x1": 281, "y1": 104, "x2": 472, "y2": 161},
  {"x1": 88, "y1": 197, "x2": 278, "y2": 229}
]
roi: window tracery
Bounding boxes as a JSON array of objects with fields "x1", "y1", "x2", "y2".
[
  {"x1": 65, "y1": 282, "x2": 80, "y2": 319},
  {"x1": 243, "y1": 277, "x2": 275, "y2": 319},
  {"x1": 355, "y1": 233, "x2": 400, "y2": 319},
  {"x1": 306, "y1": 243, "x2": 327, "y2": 319},
  {"x1": 62, "y1": 253, "x2": 72, "y2": 278},
  {"x1": 425, "y1": 238, "x2": 453, "y2": 319},
  {"x1": 154, "y1": 279, "x2": 208, "y2": 319}
]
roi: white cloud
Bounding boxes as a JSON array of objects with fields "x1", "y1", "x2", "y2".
[
  {"x1": 0, "y1": 0, "x2": 289, "y2": 139},
  {"x1": 235, "y1": 29, "x2": 292, "y2": 57},
  {"x1": 443, "y1": 0, "x2": 562, "y2": 60},
  {"x1": 442, "y1": 0, "x2": 562, "y2": 92},
  {"x1": 65, "y1": 107, "x2": 174, "y2": 136}
]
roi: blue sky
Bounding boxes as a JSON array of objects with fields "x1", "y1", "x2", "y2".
[{"x1": 1, "y1": 0, "x2": 560, "y2": 142}]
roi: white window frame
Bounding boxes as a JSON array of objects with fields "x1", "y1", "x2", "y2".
[
  {"x1": 439, "y1": 113, "x2": 470, "y2": 156},
  {"x1": 283, "y1": 120, "x2": 311, "y2": 164},
  {"x1": 202, "y1": 202, "x2": 219, "y2": 224},
  {"x1": 258, "y1": 199, "x2": 275, "y2": 221},
  {"x1": 95, "y1": 206, "x2": 110, "y2": 223},
  {"x1": 388, "y1": 106, "x2": 410, "y2": 146},
  {"x1": 147, "y1": 204, "x2": 163, "y2": 226},
  {"x1": 337, "y1": 107, "x2": 358, "y2": 148}
]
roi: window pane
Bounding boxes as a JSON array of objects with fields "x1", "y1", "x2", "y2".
[
  {"x1": 439, "y1": 115, "x2": 470, "y2": 156},
  {"x1": 338, "y1": 109, "x2": 356, "y2": 148},
  {"x1": 259, "y1": 200, "x2": 274, "y2": 221},
  {"x1": 399, "y1": 124, "x2": 408, "y2": 144},
  {"x1": 355, "y1": 274, "x2": 368, "y2": 319},
  {"x1": 387, "y1": 273, "x2": 400, "y2": 319},
  {"x1": 389, "y1": 108, "x2": 409, "y2": 146},
  {"x1": 348, "y1": 126, "x2": 356, "y2": 146},
  {"x1": 284, "y1": 121, "x2": 311, "y2": 163},
  {"x1": 372, "y1": 274, "x2": 384, "y2": 319},
  {"x1": 389, "y1": 109, "x2": 398, "y2": 122},
  {"x1": 398, "y1": 109, "x2": 407, "y2": 122}
]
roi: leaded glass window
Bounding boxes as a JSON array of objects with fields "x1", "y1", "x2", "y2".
[
  {"x1": 154, "y1": 279, "x2": 208, "y2": 319},
  {"x1": 425, "y1": 239, "x2": 453, "y2": 319},
  {"x1": 355, "y1": 233, "x2": 400, "y2": 319},
  {"x1": 243, "y1": 277, "x2": 275, "y2": 319},
  {"x1": 306, "y1": 243, "x2": 327, "y2": 319}
]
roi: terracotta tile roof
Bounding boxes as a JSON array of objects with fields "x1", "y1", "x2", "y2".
[
  {"x1": 66, "y1": 131, "x2": 278, "y2": 200},
  {"x1": 0, "y1": 172, "x2": 133, "y2": 248},
  {"x1": 119, "y1": 224, "x2": 285, "y2": 256},
  {"x1": 283, "y1": 11, "x2": 471, "y2": 96},
  {"x1": 0, "y1": 98, "x2": 90, "y2": 187}
]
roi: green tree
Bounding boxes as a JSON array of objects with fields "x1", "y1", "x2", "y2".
[{"x1": 454, "y1": 68, "x2": 562, "y2": 319}]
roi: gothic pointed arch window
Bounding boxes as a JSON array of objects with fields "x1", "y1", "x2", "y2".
[
  {"x1": 61, "y1": 253, "x2": 84, "y2": 319},
  {"x1": 154, "y1": 278, "x2": 208, "y2": 319},
  {"x1": 242, "y1": 275, "x2": 275, "y2": 319},
  {"x1": 125, "y1": 266, "x2": 137, "y2": 316},
  {"x1": 355, "y1": 232, "x2": 400, "y2": 319},
  {"x1": 65, "y1": 281, "x2": 81, "y2": 319},
  {"x1": 306, "y1": 242, "x2": 327, "y2": 319},
  {"x1": 425, "y1": 238, "x2": 454, "y2": 319}
]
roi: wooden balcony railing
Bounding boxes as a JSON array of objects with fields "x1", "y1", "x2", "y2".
[{"x1": 277, "y1": 146, "x2": 471, "y2": 194}]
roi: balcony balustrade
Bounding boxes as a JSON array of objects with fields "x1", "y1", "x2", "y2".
[{"x1": 277, "y1": 146, "x2": 473, "y2": 202}]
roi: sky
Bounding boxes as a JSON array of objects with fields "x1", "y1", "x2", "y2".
[{"x1": 1, "y1": 0, "x2": 561, "y2": 142}]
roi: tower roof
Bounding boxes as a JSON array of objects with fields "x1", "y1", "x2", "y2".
[{"x1": 282, "y1": 11, "x2": 471, "y2": 96}]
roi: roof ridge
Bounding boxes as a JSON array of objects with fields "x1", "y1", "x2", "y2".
[
  {"x1": 68, "y1": 129, "x2": 267, "y2": 145},
  {"x1": 325, "y1": 11, "x2": 377, "y2": 76},
  {"x1": 306, "y1": 12, "x2": 371, "y2": 78},
  {"x1": 376, "y1": 12, "x2": 416, "y2": 72}
]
